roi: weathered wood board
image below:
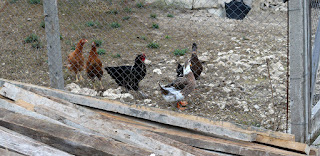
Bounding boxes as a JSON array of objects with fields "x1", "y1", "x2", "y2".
[
  {"x1": 0, "y1": 108, "x2": 153, "y2": 156},
  {"x1": 0, "y1": 126, "x2": 73, "y2": 156}
]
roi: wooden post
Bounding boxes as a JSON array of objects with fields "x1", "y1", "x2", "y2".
[
  {"x1": 289, "y1": 0, "x2": 311, "y2": 142},
  {"x1": 43, "y1": 0, "x2": 64, "y2": 89}
]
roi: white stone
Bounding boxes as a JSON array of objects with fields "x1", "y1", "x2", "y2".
[
  {"x1": 27, "y1": 18, "x2": 31, "y2": 21},
  {"x1": 232, "y1": 67, "x2": 243, "y2": 73},
  {"x1": 207, "y1": 64, "x2": 215, "y2": 70},
  {"x1": 217, "y1": 61, "x2": 225, "y2": 67},
  {"x1": 223, "y1": 87, "x2": 231, "y2": 93},
  {"x1": 254, "y1": 105, "x2": 260, "y2": 109},
  {"x1": 229, "y1": 54, "x2": 240, "y2": 62},
  {"x1": 144, "y1": 99, "x2": 152, "y2": 103},
  {"x1": 198, "y1": 55, "x2": 210, "y2": 62},
  {"x1": 144, "y1": 59, "x2": 152, "y2": 65},
  {"x1": 153, "y1": 69, "x2": 162, "y2": 75}
]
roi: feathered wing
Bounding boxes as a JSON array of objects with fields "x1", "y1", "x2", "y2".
[{"x1": 176, "y1": 63, "x2": 183, "y2": 77}]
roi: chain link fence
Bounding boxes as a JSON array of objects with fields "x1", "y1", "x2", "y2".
[{"x1": 0, "y1": 0, "x2": 288, "y2": 131}]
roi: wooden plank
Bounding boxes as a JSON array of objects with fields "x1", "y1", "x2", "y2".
[
  {"x1": 0, "y1": 108, "x2": 152, "y2": 156},
  {"x1": 0, "y1": 81, "x2": 295, "y2": 142},
  {"x1": 311, "y1": 100, "x2": 320, "y2": 144},
  {"x1": 96, "y1": 110, "x2": 306, "y2": 156},
  {"x1": 0, "y1": 98, "x2": 65, "y2": 126},
  {"x1": 43, "y1": 0, "x2": 64, "y2": 89},
  {"x1": 0, "y1": 126, "x2": 73, "y2": 156},
  {"x1": 0, "y1": 148, "x2": 24, "y2": 156}
]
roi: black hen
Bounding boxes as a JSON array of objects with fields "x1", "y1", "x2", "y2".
[
  {"x1": 176, "y1": 43, "x2": 203, "y2": 80},
  {"x1": 105, "y1": 54, "x2": 146, "y2": 91}
]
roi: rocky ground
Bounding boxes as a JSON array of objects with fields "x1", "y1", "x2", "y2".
[{"x1": 1, "y1": 0, "x2": 289, "y2": 131}]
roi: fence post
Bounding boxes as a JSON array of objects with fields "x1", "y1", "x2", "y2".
[
  {"x1": 43, "y1": 0, "x2": 64, "y2": 90},
  {"x1": 289, "y1": 0, "x2": 311, "y2": 142}
]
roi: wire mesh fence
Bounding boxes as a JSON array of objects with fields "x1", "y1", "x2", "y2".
[{"x1": 0, "y1": 0, "x2": 288, "y2": 131}]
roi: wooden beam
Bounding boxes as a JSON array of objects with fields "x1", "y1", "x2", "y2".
[
  {"x1": 0, "y1": 81, "x2": 295, "y2": 142},
  {"x1": 0, "y1": 126, "x2": 73, "y2": 156},
  {"x1": 0, "y1": 148, "x2": 24, "y2": 156},
  {"x1": 96, "y1": 110, "x2": 308, "y2": 155},
  {"x1": 0, "y1": 108, "x2": 152, "y2": 156}
]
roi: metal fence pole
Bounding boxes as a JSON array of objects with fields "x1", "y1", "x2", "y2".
[
  {"x1": 289, "y1": 0, "x2": 311, "y2": 142},
  {"x1": 43, "y1": 0, "x2": 64, "y2": 89}
]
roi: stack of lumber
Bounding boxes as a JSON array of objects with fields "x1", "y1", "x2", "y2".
[{"x1": 0, "y1": 78, "x2": 318, "y2": 156}]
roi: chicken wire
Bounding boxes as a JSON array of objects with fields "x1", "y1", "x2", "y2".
[{"x1": 0, "y1": 0, "x2": 288, "y2": 131}]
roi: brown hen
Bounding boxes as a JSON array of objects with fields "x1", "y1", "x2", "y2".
[
  {"x1": 86, "y1": 42, "x2": 104, "y2": 89},
  {"x1": 67, "y1": 39, "x2": 88, "y2": 82}
]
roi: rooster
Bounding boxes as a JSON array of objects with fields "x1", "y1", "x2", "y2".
[
  {"x1": 67, "y1": 39, "x2": 88, "y2": 82},
  {"x1": 160, "y1": 59, "x2": 196, "y2": 110},
  {"x1": 177, "y1": 43, "x2": 203, "y2": 80},
  {"x1": 86, "y1": 42, "x2": 104, "y2": 89},
  {"x1": 105, "y1": 54, "x2": 147, "y2": 97}
]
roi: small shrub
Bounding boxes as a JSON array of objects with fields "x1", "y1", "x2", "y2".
[
  {"x1": 9, "y1": 0, "x2": 18, "y2": 4},
  {"x1": 167, "y1": 14, "x2": 174, "y2": 18},
  {"x1": 165, "y1": 35, "x2": 170, "y2": 39},
  {"x1": 111, "y1": 22, "x2": 120, "y2": 28},
  {"x1": 86, "y1": 21, "x2": 100, "y2": 27},
  {"x1": 173, "y1": 49, "x2": 188, "y2": 56},
  {"x1": 93, "y1": 40, "x2": 103, "y2": 47},
  {"x1": 150, "y1": 13, "x2": 157, "y2": 19},
  {"x1": 152, "y1": 23, "x2": 159, "y2": 29},
  {"x1": 107, "y1": 9, "x2": 118, "y2": 15},
  {"x1": 140, "y1": 36, "x2": 146, "y2": 40},
  {"x1": 147, "y1": 42, "x2": 159, "y2": 49},
  {"x1": 24, "y1": 34, "x2": 39, "y2": 43},
  {"x1": 97, "y1": 49, "x2": 106, "y2": 55},
  {"x1": 136, "y1": 2, "x2": 144, "y2": 8},
  {"x1": 60, "y1": 35, "x2": 63, "y2": 40},
  {"x1": 29, "y1": 0, "x2": 41, "y2": 4},
  {"x1": 71, "y1": 44, "x2": 76, "y2": 50},
  {"x1": 122, "y1": 16, "x2": 130, "y2": 20},
  {"x1": 40, "y1": 21, "x2": 45, "y2": 28},
  {"x1": 112, "y1": 53, "x2": 121, "y2": 58},
  {"x1": 124, "y1": 7, "x2": 132, "y2": 13},
  {"x1": 31, "y1": 42, "x2": 42, "y2": 49}
]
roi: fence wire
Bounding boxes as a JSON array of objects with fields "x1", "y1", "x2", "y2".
[{"x1": 0, "y1": 0, "x2": 288, "y2": 131}]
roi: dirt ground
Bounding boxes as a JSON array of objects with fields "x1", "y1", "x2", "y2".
[{"x1": 0, "y1": 0, "x2": 288, "y2": 131}]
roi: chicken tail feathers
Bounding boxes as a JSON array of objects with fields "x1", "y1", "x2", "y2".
[
  {"x1": 159, "y1": 83, "x2": 169, "y2": 95},
  {"x1": 176, "y1": 63, "x2": 183, "y2": 77}
]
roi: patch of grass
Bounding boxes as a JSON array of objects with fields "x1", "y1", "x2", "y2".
[
  {"x1": 147, "y1": 42, "x2": 159, "y2": 49},
  {"x1": 111, "y1": 22, "x2": 120, "y2": 28},
  {"x1": 107, "y1": 9, "x2": 118, "y2": 15},
  {"x1": 150, "y1": 13, "x2": 157, "y2": 19},
  {"x1": 165, "y1": 35, "x2": 170, "y2": 39},
  {"x1": 173, "y1": 48, "x2": 188, "y2": 56},
  {"x1": 112, "y1": 53, "x2": 121, "y2": 58},
  {"x1": 136, "y1": 2, "x2": 144, "y2": 8},
  {"x1": 31, "y1": 42, "x2": 42, "y2": 49},
  {"x1": 9, "y1": 0, "x2": 18, "y2": 4},
  {"x1": 40, "y1": 21, "x2": 45, "y2": 28},
  {"x1": 139, "y1": 36, "x2": 147, "y2": 40},
  {"x1": 60, "y1": 35, "x2": 63, "y2": 40},
  {"x1": 167, "y1": 14, "x2": 174, "y2": 18},
  {"x1": 152, "y1": 23, "x2": 159, "y2": 29},
  {"x1": 93, "y1": 40, "x2": 103, "y2": 47},
  {"x1": 97, "y1": 49, "x2": 106, "y2": 55},
  {"x1": 124, "y1": 7, "x2": 132, "y2": 13},
  {"x1": 28, "y1": 0, "x2": 41, "y2": 4},
  {"x1": 122, "y1": 16, "x2": 130, "y2": 20},
  {"x1": 86, "y1": 21, "x2": 100, "y2": 27},
  {"x1": 24, "y1": 34, "x2": 39, "y2": 43}
]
